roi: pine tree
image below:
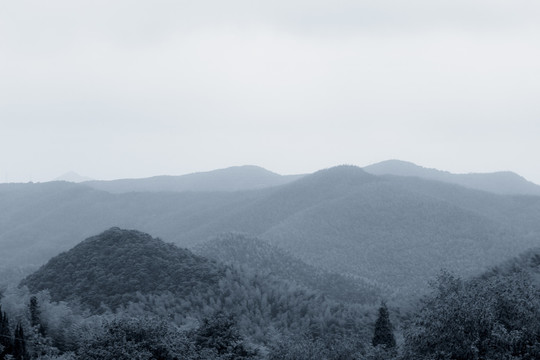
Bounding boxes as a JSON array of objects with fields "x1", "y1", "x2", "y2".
[
  {"x1": 12, "y1": 323, "x2": 27, "y2": 360},
  {"x1": 29, "y1": 296, "x2": 45, "y2": 336},
  {"x1": 29, "y1": 297, "x2": 39, "y2": 328},
  {"x1": 372, "y1": 302, "x2": 396, "y2": 349},
  {"x1": 0, "y1": 307, "x2": 13, "y2": 358}
]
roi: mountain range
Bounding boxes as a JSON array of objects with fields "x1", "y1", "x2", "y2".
[
  {"x1": 82, "y1": 165, "x2": 303, "y2": 193},
  {"x1": 21, "y1": 228, "x2": 372, "y2": 343},
  {"x1": 3, "y1": 161, "x2": 540, "y2": 299},
  {"x1": 53, "y1": 171, "x2": 93, "y2": 183},
  {"x1": 52, "y1": 160, "x2": 540, "y2": 196},
  {"x1": 364, "y1": 159, "x2": 540, "y2": 196}
]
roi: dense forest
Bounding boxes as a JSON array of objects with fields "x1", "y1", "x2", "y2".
[
  {"x1": 193, "y1": 233, "x2": 381, "y2": 304},
  {"x1": 2, "y1": 165, "x2": 540, "y2": 300},
  {"x1": 0, "y1": 228, "x2": 539, "y2": 359},
  {"x1": 1, "y1": 165, "x2": 540, "y2": 359}
]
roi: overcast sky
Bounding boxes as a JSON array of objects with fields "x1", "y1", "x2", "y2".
[{"x1": 1, "y1": 0, "x2": 539, "y2": 183}]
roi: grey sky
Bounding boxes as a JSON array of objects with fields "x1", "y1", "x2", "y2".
[{"x1": 1, "y1": 1, "x2": 539, "y2": 183}]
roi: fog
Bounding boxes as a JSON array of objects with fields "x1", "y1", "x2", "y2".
[{"x1": 1, "y1": 0, "x2": 539, "y2": 182}]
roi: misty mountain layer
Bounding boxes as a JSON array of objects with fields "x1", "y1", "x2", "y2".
[
  {"x1": 20, "y1": 228, "x2": 372, "y2": 342},
  {"x1": 365, "y1": 159, "x2": 540, "y2": 195},
  {"x1": 3, "y1": 164, "x2": 540, "y2": 297},
  {"x1": 83, "y1": 165, "x2": 303, "y2": 193}
]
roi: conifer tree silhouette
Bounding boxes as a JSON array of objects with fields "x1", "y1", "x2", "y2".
[{"x1": 372, "y1": 302, "x2": 396, "y2": 348}]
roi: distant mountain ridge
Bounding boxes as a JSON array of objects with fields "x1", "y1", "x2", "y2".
[
  {"x1": 4, "y1": 164, "x2": 540, "y2": 299},
  {"x1": 54, "y1": 171, "x2": 93, "y2": 183},
  {"x1": 364, "y1": 160, "x2": 540, "y2": 195},
  {"x1": 52, "y1": 161, "x2": 540, "y2": 195},
  {"x1": 83, "y1": 165, "x2": 304, "y2": 193}
]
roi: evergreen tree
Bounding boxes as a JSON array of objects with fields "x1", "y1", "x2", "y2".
[
  {"x1": 12, "y1": 323, "x2": 27, "y2": 360},
  {"x1": 0, "y1": 307, "x2": 13, "y2": 359},
  {"x1": 372, "y1": 302, "x2": 396, "y2": 349},
  {"x1": 29, "y1": 296, "x2": 45, "y2": 336},
  {"x1": 194, "y1": 312, "x2": 256, "y2": 359}
]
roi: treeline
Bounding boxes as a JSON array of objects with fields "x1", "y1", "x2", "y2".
[
  {"x1": 0, "y1": 289, "x2": 370, "y2": 359},
  {"x1": 194, "y1": 233, "x2": 381, "y2": 305},
  {"x1": 3, "y1": 227, "x2": 539, "y2": 359},
  {"x1": 2, "y1": 268, "x2": 539, "y2": 359}
]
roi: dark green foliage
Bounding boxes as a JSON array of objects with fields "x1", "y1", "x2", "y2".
[
  {"x1": 483, "y1": 247, "x2": 540, "y2": 286},
  {"x1": 195, "y1": 233, "x2": 380, "y2": 305},
  {"x1": 29, "y1": 296, "x2": 39, "y2": 328},
  {"x1": 3, "y1": 225, "x2": 540, "y2": 358},
  {"x1": 0, "y1": 307, "x2": 12, "y2": 358},
  {"x1": 372, "y1": 302, "x2": 395, "y2": 349},
  {"x1": 402, "y1": 271, "x2": 540, "y2": 360},
  {"x1": 29, "y1": 295, "x2": 46, "y2": 336},
  {"x1": 194, "y1": 313, "x2": 256, "y2": 359},
  {"x1": 75, "y1": 315, "x2": 257, "y2": 360},
  {"x1": 21, "y1": 228, "x2": 224, "y2": 311},
  {"x1": 20, "y1": 228, "x2": 372, "y2": 345},
  {"x1": 3, "y1": 166, "x2": 540, "y2": 302},
  {"x1": 267, "y1": 332, "x2": 364, "y2": 360},
  {"x1": 12, "y1": 323, "x2": 27, "y2": 360},
  {"x1": 77, "y1": 317, "x2": 195, "y2": 360}
]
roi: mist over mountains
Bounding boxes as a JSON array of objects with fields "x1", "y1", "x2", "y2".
[
  {"x1": 364, "y1": 159, "x2": 540, "y2": 196},
  {"x1": 193, "y1": 233, "x2": 381, "y2": 304},
  {"x1": 82, "y1": 165, "x2": 304, "y2": 193},
  {"x1": 20, "y1": 227, "x2": 372, "y2": 349},
  {"x1": 53, "y1": 172, "x2": 93, "y2": 183},
  {"x1": 2, "y1": 160, "x2": 540, "y2": 299},
  {"x1": 53, "y1": 160, "x2": 540, "y2": 196},
  {"x1": 2, "y1": 160, "x2": 540, "y2": 359}
]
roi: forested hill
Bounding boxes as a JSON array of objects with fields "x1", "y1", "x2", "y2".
[
  {"x1": 83, "y1": 165, "x2": 303, "y2": 193},
  {"x1": 194, "y1": 233, "x2": 381, "y2": 304},
  {"x1": 21, "y1": 227, "x2": 224, "y2": 311},
  {"x1": 482, "y1": 247, "x2": 540, "y2": 284},
  {"x1": 19, "y1": 228, "x2": 373, "y2": 346},
  {"x1": 4, "y1": 165, "x2": 540, "y2": 299}
]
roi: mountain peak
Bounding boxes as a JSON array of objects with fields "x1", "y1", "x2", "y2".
[
  {"x1": 364, "y1": 160, "x2": 446, "y2": 177},
  {"x1": 301, "y1": 165, "x2": 378, "y2": 186},
  {"x1": 54, "y1": 171, "x2": 93, "y2": 183},
  {"x1": 364, "y1": 160, "x2": 540, "y2": 195},
  {"x1": 83, "y1": 165, "x2": 303, "y2": 193}
]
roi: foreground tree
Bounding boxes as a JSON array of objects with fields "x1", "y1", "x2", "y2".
[
  {"x1": 0, "y1": 307, "x2": 12, "y2": 358},
  {"x1": 372, "y1": 302, "x2": 396, "y2": 349},
  {"x1": 12, "y1": 323, "x2": 28, "y2": 360},
  {"x1": 402, "y1": 271, "x2": 540, "y2": 360},
  {"x1": 194, "y1": 313, "x2": 257, "y2": 359},
  {"x1": 77, "y1": 317, "x2": 195, "y2": 360},
  {"x1": 29, "y1": 296, "x2": 46, "y2": 336}
]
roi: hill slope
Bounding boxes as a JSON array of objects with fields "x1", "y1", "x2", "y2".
[
  {"x1": 84, "y1": 165, "x2": 303, "y2": 193},
  {"x1": 364, "y1": 159, "x2": 540, "y2": 195},
  {"x1": 4, "y1": 165, "x2": 540, "y2": 299},
  {"x1": 482, "y1": 247, "x2": 540, "y2": 285},
  {"x1": 20, "y1": 228, "x2": 373, "y2": 343},
  {"x1": 194, "y1": 233, "x2": 381, "y2": 304},
  {"x1": 258, "y1": 180, "x2": 521, "y2": 295},
  {"x1": 21, "y1": 227, "x2": 223, "y2": 310}
]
